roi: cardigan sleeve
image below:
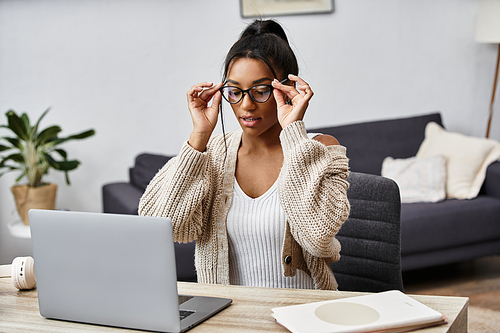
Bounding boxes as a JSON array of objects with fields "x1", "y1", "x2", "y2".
[
  {"x1": 138, "y1": 141, "x2": 211, "y2": 243},
  {"x1": 278, "y1": 121, "x2": 350, "y2": 260}
]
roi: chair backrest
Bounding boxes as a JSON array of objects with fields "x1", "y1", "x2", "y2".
[{"x1": 330, "y1": 172, "x2": 403, "y2": 292}]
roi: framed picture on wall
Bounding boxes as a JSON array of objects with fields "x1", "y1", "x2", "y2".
[{"x1": 241, "y1": 0, "x2": 334, "y2": 18}]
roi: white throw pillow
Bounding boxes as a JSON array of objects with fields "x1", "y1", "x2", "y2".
[
  {"x1": 382, "y1": 156, "x2": 447, "y2": 203},
  {"x1": 416, "y1": 122, "x2": 500, "y2": 199}
]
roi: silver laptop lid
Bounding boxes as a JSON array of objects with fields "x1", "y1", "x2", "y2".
[{"x1": 30, "y1": 209, "x2": 181, "y2": 332}]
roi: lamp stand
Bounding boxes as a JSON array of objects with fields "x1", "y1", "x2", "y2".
[{"x1": 486, "y1": 43, "x2": 500, "y2": 138}]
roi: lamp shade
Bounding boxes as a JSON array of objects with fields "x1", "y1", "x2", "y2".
[{"x1": 476, "y1": 0, "x2": 500, "y2": 43}]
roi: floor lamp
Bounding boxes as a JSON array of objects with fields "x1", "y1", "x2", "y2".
[{"x1": 476, "y1": 0, "x2": 500, "y2": 138}]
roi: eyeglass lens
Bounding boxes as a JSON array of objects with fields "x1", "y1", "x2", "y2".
[{"x1": 221, "y1": 85, "x2": 273, "y2": 104}]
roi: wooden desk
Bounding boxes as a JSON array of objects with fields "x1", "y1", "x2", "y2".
[{"x1": 0, "y1": 278, "x2": 468, "y2": 332}]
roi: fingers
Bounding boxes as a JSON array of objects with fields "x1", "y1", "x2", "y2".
[
  {"x1": 287, "y1": 74, "x2": 314, "y2": 100},
  {"x1": 200, "y1": 82, "x2": 223, "y2": 102},
  {"x1": 272, "y1": 77, "x2": 296, "y2": 99},
  {"x1": 188, "y1": 82, "x2": 212, "y2": 98},
  {"x1": 187, "y1": 82, "x2": 223, "y2": 139},
  {"x1": 272, "y1": 74, "x2": 314, "y2": 102},
  {"x1": 272, "y1": 87, "x2": 286, "y2": 107},
  {"x1": 288, "y1": 74, "x2": 308, "y2": 88},
  {"x1": 187, "y1": 82, "x2": 223, "y2": 107},
  {"x1": 211, "y1": 89, "x2": 222, "y2": 110}
]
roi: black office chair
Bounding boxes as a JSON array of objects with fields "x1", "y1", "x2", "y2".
[
  {"x1": 174, "y1": 241, "x2": 197, "y2": 282},
  {"x1": 330, "y1": 172, "x2": 404, "y2": 292}
]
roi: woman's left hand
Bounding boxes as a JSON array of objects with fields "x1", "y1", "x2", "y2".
[{"x1": 272, "y1": 74, "x2": 314, "y2": 129}]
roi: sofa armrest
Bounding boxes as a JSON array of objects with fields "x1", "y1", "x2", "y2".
[
  {"x1": 482, "y1": 161, "x2": 500, "y2": 199},
  {"x1": 102, "y1": 182, "x2": 143, "y2": 215}
]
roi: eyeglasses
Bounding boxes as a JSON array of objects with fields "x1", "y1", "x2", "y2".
[{"x1": 219, "y1": 78, "x2": 289, "y2": 104}]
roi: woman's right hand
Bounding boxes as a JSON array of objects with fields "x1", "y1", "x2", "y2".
[{"x1": 187, "y1": 82, "x2": 223, "y2": 152}]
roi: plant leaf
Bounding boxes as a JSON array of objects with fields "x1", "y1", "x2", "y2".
[
  {"x1": 54, "y1": 149, "x2": 67, "y2": 159},
  {"x1": 31, "y1": 108, "x2": 51, "y2": 138},
  {"x1": 5, "y1": 110, "x2": 29, "y2": 141},
  {"x1": 1, "y1": 153, "x2": 24, "y2": 164},
  {"x1": 65, "y1": 129, "x2": 96, "y2": 140},
  {"x1": 0, "y1": 144, "x2": 12, "y2": 152},
  {"x1": 43, "y1": 152, "x2": 59, "y2": 169},
  {"x1": 2, "y1": 108, "x2": 94, "y2": 186},
  {"x1": 1, "y1": 137, "x2": 22, "y2": 149},
  {"x1": 43, "y1": 153, "x2": 79, "y2": 171},
  {"x1": 52, "y1": 129, "x2": 96, "y2": 146},
  {"x1": 36, "y1": 125, "x2": 62, "y2": 146},
  {"x1": 55, "y1": 160, "x2": 80, "y2": 171},
  {"x1": 21, "y1": 113, "x2": 30, "y2": 138},
  {"x1": 15, "y1": 172, "x2": 26, "y2": 183},
  {"x1": 0, "y1": 163, "x2": 22, "y2": 170}
]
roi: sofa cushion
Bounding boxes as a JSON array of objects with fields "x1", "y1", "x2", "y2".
[
  {"x1": 381, "y1": 155, "x2": 446, "y2": 203},
  {"x1": 130, "y1": 153, "x2": 172, "y2": 191},
  {"x1": 416, "y1": 122, "x2": 500, "y2": 199},
  {"x1": 400, "y1": 195, "x2": 500, "y2": 255},
  {"x1": 309, "y1": 113, "x2": 443, "y2": 175}
]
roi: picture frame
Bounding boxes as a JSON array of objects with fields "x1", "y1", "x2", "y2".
[{"x1": 241, "y1": 0, "x2": 334, "y2": 18}]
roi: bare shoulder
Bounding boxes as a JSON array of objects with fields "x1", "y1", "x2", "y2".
[{"x1": 313, "y1": 134, "x2": 340, "y2": 146}]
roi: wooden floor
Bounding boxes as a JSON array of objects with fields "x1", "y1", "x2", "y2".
[{"x1": 403, "y1": 255, "x2": 500, "y2": 312}]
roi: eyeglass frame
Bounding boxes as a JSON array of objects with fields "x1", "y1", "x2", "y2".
[{"x1": 219, "y1": 78, "x2": 290, "y2": 104}]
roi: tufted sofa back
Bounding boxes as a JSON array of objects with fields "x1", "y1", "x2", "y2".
[{"x1": 310, "y1": 113, "x2": 443, "y2": 176}]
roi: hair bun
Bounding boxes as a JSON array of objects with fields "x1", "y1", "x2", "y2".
[{"x1": 241, "y1": 20, "x2": 289, "y2": 44}]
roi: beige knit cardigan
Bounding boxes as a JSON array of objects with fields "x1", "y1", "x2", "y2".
[{"x1": 138, "y1": 121, "x2": 350, "y2": 290}]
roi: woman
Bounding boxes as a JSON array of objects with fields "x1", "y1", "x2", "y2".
[{"x1": 139, "y1": 19, "x2": 350, "y2": 290}]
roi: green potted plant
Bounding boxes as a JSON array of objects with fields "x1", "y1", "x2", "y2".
[{"x1": 0, "y1": 108, "x2": 95, "y2": 225}]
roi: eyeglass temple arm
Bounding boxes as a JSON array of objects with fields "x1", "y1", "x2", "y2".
[{"x1": 221, "y1": 77, "x2": 290, "y2": 86}]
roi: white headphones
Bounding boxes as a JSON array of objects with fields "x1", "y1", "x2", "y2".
[{"x1": 0, "y1": 256, "x2": 36, "y2": 290}]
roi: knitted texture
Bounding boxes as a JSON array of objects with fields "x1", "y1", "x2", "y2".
[{"x1": 138, "y1": 121, "x2": 350, "y2": 290}]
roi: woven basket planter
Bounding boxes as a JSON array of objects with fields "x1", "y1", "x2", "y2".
[{"x1": 11, "y1": 183, "x2": 57, "y2": 225}]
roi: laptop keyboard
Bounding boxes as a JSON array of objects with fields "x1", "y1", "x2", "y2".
[
  {"x1": 178, "y1": 295, "x2": 195, "y2": 320},
  {"x1": 179, "y1": 309, "x2": 195, "y2": 320}
]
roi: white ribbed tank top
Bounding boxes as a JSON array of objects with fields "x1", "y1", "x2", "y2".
[{"x1": 226, "y1": 179, "x2": 315, "y2": 289}]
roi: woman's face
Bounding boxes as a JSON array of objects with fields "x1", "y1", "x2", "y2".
[{"x1": 225, "y1": 58, "x2": 282, "y2": 139}]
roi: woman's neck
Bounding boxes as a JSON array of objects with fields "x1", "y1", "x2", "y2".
[{"x1": 239, "y1": 123, "x2": 283, "y2": 153}]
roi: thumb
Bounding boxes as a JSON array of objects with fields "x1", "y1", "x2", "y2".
[{"x1": 212, "y1": 90, "x2": 222, "y2": 109}]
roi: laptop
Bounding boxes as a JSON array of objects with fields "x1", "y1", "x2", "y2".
[{"x1": 29, "y1": 209, "x2": 232, "y2": 332}]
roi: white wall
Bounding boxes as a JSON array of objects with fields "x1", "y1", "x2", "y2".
[{"x1": 1, "y1": 0, "x2": 499, "y2": 264}]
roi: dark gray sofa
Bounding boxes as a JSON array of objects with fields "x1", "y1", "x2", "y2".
[
  {"x1": 103, "y1": 112, "x2": 500, "y2": 275},
  {"x1": 310, "y1": 112, "x2": 500, "y2": 271}
]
